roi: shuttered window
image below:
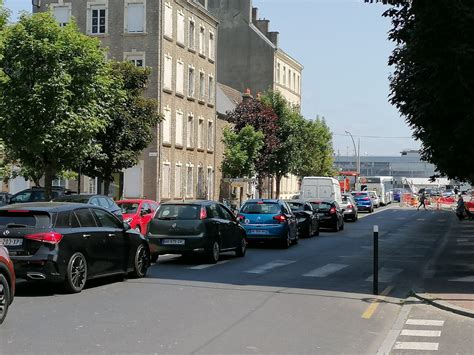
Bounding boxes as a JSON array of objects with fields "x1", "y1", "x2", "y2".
[
  {"x1": 127, "y1": 3, "x2": 145, "y2": 33},
  {"x1": 164, "y1": 3, "x2": 172, "y2": 38},
  {"x1": 175, "y1": 111, "x2": 184, "y2": 146},
  {"x1": 162, "y1": 108, "x2": 171, "y2": 143}
]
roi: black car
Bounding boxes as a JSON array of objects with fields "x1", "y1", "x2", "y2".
[
  {"x1": 309, "y1": 200, "x2": 344, "y2": 232},
  {"x1": 147, "y1": 201, "x2": 247, "y2": 264},
  {"x1": 0, "y1": 202, "x2": 149, "y2": 293},
  {"x1": 285, "y1": 200, "x2": 320, "y2": 237},
  {"x1": 53, "y1": 194, "x2": 123, "y2": 220},
  {"x1": 9, "y1": 187, "x2": 72, "y2": 204}
]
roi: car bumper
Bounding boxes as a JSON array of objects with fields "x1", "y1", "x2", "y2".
[
  {"x1": 11, "y1": 257, "x2": 65, "y2": 282},
  {"x1": 356, "y1": 204, "x2": 372, "y2": 211},
  {"x1": 242, "y1": 224, "x2": 287, "y2": 240},
  {"x1": 343, "y1": 208, "x2": 357, "y2": 216},
  {"x1": 318, "y1": 216, "x2": 338, "y2": 227}
]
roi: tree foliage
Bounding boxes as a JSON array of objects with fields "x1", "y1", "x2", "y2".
[{"x1": 0, "y1": 13, "x2": 110, "y2": 199}]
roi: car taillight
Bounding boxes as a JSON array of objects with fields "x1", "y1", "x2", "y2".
[
  {"x1": 329, "y1": 207, "x2": 336, "y2": 214},
  {"x1": 237, "y1": 215, "x2": 245, "y2": 222},
  {"x1": 363, "y1": 197, "x2": 370, "y2": 201},
  {"x1": 348, "y1": 204, "x2": 353, "y2": 209},
  {"x1": 273, "y1": 214, "x2": 287, "y2": 223},
  {"x1": 200, "y1": 207, "x2": 207, "y2": 220},
  {"x1": 24, "y1": 232, "x2": 63, "y2": 245}
]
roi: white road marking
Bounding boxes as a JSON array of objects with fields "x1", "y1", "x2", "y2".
[
  {"x1": 303, "y1": 263, "x2": 348, "y2": 277},
  {"x1": 245, "y1": 260, "x2": 296, "y2": 274},
  {"x1": 400, "y1": 329, "x2": 441, "y2": 337},
  {"x1": 366, "y1": 268, "x2": 403, "y2": 283},
  {"x1": 416, "y1": 218, "x2": 426, "y2": 221},
  {"x1": 406, "y1": 319, "x2": 445, "y2": 326},
  {"x1": 393, "y1": 342, "x2": 439, "y2": 351},
  {"x1": 454, "y1": 250, "x2": 474, "y2": 255},
  {"x1": 456, "y1": 238, "x2": 470, "y2": 242},
  {"x1": 448, "y1": 275, "x2": 474, "y2": 282},
  {"x1": 189, "y1": 260, "x2": 231, "y2": 270}
]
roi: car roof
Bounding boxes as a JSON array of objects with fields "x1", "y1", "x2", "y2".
[
  {"x1": 161, "y1": 200, "x2": 214, "y2": 206},
  {"x1": 117, "y1": 199, "x2": 156, "y2": 203},
  {"x1": 0, "y1": 202, "x2": 96, "y2": 212},
  {"x1": 284, "y1": 200, "x2": 305, "y2": 204},
  {"x1": 243, "y1": 199, "x2": 281, "y2": 204}
]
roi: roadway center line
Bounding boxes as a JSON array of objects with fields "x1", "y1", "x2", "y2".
[
  {"x1": 245, "y1": 260, "x2": 296, "y2": 274},
  {"x1": 361, "y1": 285, "x2": 393, "y2": 319},
  {"x1": 303, "y1": 263, "x2": 348, "y2": 277}
]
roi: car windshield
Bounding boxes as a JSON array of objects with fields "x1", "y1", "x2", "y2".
[
  {"x1": 118, "y1": 202, "x2": 139, "y2": 214},
  {"x1": 310, "y1": 202, "x2": 332, "y2": 211},
  {"x1": 0, "y1": 210, "x2": 51, "y2": 228},
  {"x1": 240, "y1": 202, "x2": 281, "y2": 214},
  {"x1": 156, "y1": 204, "x2": 200, "y2": 220},
  {"x1": 287, "y1": 202, "x2": 303, "y2": 212},
  {"x1": 352, "y1": 192, "x2": 369, "y2": 198}
]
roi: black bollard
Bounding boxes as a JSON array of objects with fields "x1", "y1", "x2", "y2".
[{"x1": 373, "y1": 225, "x2": 379, "y2": 295}]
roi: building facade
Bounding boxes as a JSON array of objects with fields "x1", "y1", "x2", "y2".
[{"x1": 36, "y1": 0, "x2": 218, "y2": 201}]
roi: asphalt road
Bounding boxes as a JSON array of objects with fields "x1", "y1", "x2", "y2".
[{"x1": 2, "y1": 205, "x2": 474, "y2": 354}]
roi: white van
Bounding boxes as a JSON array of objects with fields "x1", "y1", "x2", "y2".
[{"x1": 300, "y1": 177, "x2": 342, "y2": 204}]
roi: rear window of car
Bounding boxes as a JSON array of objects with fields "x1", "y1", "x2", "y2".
[
  {"x1": 287, "y1": 202, "x2": 303, "y2": 212},
  {"x1": 0, "y1": 210, "x2": 51, "y2": 228},
  {"x1": 55, "y1": 196, "x2": 91, "y2": 203},
  {"x1": 156, "y1": 205, "x2": 200, "y2": 220},
  {"x1": 118, "y1": 202, "x2": 139, "y2": 214},
  {"x1": 310, "y1": 202, "x2": 332, "y2": 211},
  {"x1": 240, "y1": 202, "x2": 281, "y2": 214},
  {"x1": 352, "y1": 192, "x2": 369, "y2": 197}
]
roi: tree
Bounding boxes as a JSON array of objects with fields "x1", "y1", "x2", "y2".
[
  {"x1": 81, "y1": 61, "x2": 161, "y2": 195},
  {"x1": 0, "y1": 13, "x2": 111, "y2": 200},
  {"x1": 0, "y1": 0, "x2": 8, "y2": 31}
]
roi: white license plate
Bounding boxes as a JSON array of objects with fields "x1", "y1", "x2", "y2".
[
  {"x1": 162, "y1": 239, "x2": 185, "y2": 245},
  {"x1": 0, "y1": 238, "x2": 23, "y2": 247},
  {"x1": 251, "y1": 230, "x2": 269, "y2": 235}
]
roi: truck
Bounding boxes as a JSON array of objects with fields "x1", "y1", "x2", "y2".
[{"x1": 300, "y1": 177, "x2": 343, "y2": 204}]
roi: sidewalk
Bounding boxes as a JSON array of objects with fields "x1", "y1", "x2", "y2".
[{"x1": 413, "y1": 214, "x2": 474, "y2": 317}]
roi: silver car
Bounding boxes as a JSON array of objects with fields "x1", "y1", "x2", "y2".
[{"x1": 341, "y1": 194, "x2": 358, "y2": 222}]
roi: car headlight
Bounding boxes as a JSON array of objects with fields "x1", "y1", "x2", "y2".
[{"x1": 124, "y1": 217, "x2": 133, "y2": 223}]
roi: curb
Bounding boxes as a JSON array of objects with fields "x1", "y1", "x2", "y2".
[{"x1": 411, "y1": 289, "x2": 474, "y2": 318}]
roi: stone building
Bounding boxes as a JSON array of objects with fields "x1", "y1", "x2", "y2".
[{"x1": 36, "y1": 0, "x2": 219, "y2": 201}]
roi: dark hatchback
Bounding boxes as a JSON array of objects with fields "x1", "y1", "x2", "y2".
[
  {"x1": 147, "y1": 201, "x2": 247, "y2": 264},
  {"x1": 0, "y1": 203, "x2": 149, "y2": 293},
  {"x1": 9, "y1": 187, "x2": 71, "y2": 204},
  {"x1": 54, "y1": 194, "x2": 123, "y2": 220},
  {"x1": 309, "y1": 200, "x2": 344, "y2": 232},
  {"x1": 285, "y1": 200, "x2": 320, "y2": 237}
]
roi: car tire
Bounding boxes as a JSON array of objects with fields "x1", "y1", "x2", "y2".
[
  {"x1": 281, "y1": 231, "x2": 291, "y2": 249},
  {"x1": 0, "y1": 274, "x2": 10, "y2": 325},
  {"x1": 333, "y1": 220, "x2": 339, "y2": 232},
  {"x1": 150, "y1": 253, "x2": 159, "y2": 263},
  {"x1": 352, "y1": 214, "x2": 358, "y2": 222},
  {"x1": 206, "y1": 240, "x2": 220, "y2": 264},
  {"x1": 64, "y1": 252, "x2": 87, "y2": 294},
  {"x1": 314, "y1": 225, "x2": 320, "y2": 236},
  {"x1": 235, "y1": 238, "x2": 247, "y2": 257},
  {"x1": 130, "y1": 243, "x2": 149, "y2": 278},
  {"x1": 369, "y1": 207, "x2": 373, "y2": 213},
  {"x1": 292, "y1": 231, "x2": 299, "y2": 245},
  {"x1": 306, "y1": 224, "x2": 313, "y2": 238},
  {"x1": 339, "y1": 220, "x2": 344, "y2": 231}
]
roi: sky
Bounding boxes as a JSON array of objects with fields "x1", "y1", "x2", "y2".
[{"x1": 4, "y1": 0, "x2": 419, "y2": 157}]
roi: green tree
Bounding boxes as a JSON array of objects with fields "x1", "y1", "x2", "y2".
[
  {"x1": 0, "y1": 13, "x2": 110, "y2": 199},
  {"x1": 81, "y1": 61, "x2": 161, "y2": 195}
]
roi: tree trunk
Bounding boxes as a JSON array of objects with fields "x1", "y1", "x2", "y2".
[
  {"x1": 44, "y1": 162, "x2": 54, "y2": 201},
  {"x1": 257, "y1": 176, "x2": 263, "y2": 198},
  {"x1": 103, "y1": 179, "x2": 111, "y2": 196},
  {"x1": 275, "y1": 175, "x2": 282, "y2": 199}
]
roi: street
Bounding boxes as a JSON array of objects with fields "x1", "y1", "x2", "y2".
[{"x1": 2, "y1": 206, "x2": 474, "y2": 354}]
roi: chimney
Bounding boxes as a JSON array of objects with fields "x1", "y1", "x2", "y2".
[
  {"x1": 255, "y1": 19, "x2": 270, "y2": 36},
  {"x1": 267, "y1": 31, "x2": 279, "y2": 46},
  {"x1": 242, "y1": 88, "x2": 253, "y2": 103},
  {"x1": 252, "y1": 7, "x2": 258, "y2": 24}
]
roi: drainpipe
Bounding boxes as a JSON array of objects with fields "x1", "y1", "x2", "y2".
[{"x1": 156, "y1": 0, "x2": 163, "y2": 202}]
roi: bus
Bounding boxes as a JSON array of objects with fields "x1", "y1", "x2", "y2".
[{"x1": 359, "y1": 176, "x2": 394, "y2": 205}]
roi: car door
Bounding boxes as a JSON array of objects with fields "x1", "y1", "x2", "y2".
[
  {"x1": 215, "y1": 203, "x2": 235, "y2": 250},
  {"x1": 73, "y1": 208, "x2": 108, "y2": 276},
  {"x1": 282, "y1": 202, "x2": 297, "y2": 237},
  {"x1": 218, "y1": 204, "x2": 241, "y2": 249},
  {"x1": 304, "y1": 202, "x2": 317, "y2": 230},
  {"x1": 91, "y1": 207, "x2": 126, "y2": 273}
]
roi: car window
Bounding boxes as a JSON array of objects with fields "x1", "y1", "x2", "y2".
[
  {"x1": 217, "y1": 204, "x2": 234, "y2": 221},
  {"x1": 142, "y1": 202, "x2": 151, "y2": 213},
  {"x1": 89, "y1": 198, "x2": 100, "y2": 206},
  {"x1": 206, "y1": 204, "x2": 219, "y2": 219},
  {"x1": 151, "y1": 203, "x2": 159, "y2": 211},
  {"x1": 55, "y1": 211, "x2": 71, "y2": 228},
  {"x1": 287, "y1": 202, "x2": 303, "y2": 212},
  {"x1": 155, "y1": 204, "x2": 200, "y2": 220},
  {"x1": 31, "y1": 190, "x2": 45, "y2": 201},
  {"x1": 10, "y1": 191, "x2": 32, "y2": 203},
  {"x1": 304, "y1": 203, "x2": 313, "y2": 212},
  {"x1": 282, "y1": 203, "x2": 292, "y2": 215},
  {"x1": 118, "y1": 202, "x2": 140, "y2": 214},
  {"x1": 74, "y1": 208, "x2": 97, "y2": 227},
  {"x1": 310, "y1": 202, "x2": 332, "y2": 211},
  {"x1": 241, "y1": 202, "x2": 280, "y2": 214},
  {"x1": 0, "y1": 210, "x2": 51, "y2": 228},
  {"x1": 92, "y1": 208, "x2": 122, "y2": 228},
  {"x1": 97, "y1": 197, "x2": 109, "y2": 208}
]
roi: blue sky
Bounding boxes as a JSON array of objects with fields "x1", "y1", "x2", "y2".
[{"x1": 4, "y1": 0, "x2": 419, "y2": 156}]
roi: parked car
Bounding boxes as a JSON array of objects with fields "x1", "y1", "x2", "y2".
[
  {"x1": 0, "y1": 193, "x2": 11, "y2": 207},
  {"x1": 340, "y1": 193, "x2": 358, "y2": 222},
  {"x1": 390, "y1": 189, "x2": 404, "y2": 202},
  {"x1": 285, "y1": 200, "x2": 320, "y2": 237},
  {"x1": 0, "y1": 202, "x2": 149, "y2": 293},
  {"x1": 147, "y1": 201, "x2": 247, "y2": 263},
  {"x1": 238, "y1": 199, "x2": 298, "y2": 248},
  {"x1": 309, "y1": 200, "x2": 344, "y2": 232},
  {"x1": 117, "y1": 199, "x2": 159, "y2": 234},
  {"x1": 351, "y1": 191, "x2": 374, "y2": 213},
  {"x1": 53, "y1": 194, "x2": 123, "y2": 220},
  {"x1": 9, "y1": 186, "x2": 73, "y2": 204},
  {"x1": 0, "y1": 245, "x2": 15, "y2": 325},
  {"x1": 368, "y1": 191, "x2": 380, "y2": 208}
]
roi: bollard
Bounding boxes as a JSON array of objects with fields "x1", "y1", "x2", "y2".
[{"x1": 373, "y1": 225, "x2": 379, "y2": 295}]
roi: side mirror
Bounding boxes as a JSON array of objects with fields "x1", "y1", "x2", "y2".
[{"x1": 123, "y1": 222, "x2": 131, "y2": 231}]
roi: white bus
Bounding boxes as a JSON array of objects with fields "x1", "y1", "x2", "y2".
[{"x1": 359, "y1": 176, "x2": 394, "y2": 206}]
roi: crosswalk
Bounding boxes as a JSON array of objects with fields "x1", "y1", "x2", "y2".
[{"x1": 392, "y1": 318, "x2": 445, "y2": 352}]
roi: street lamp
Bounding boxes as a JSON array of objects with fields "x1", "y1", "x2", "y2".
[
  {"x1": 345, "y1": 130, "x2": 360, "y2": 183},
  {"x1": 32, "y1": 0, "x2": 41, "y2": 9}
]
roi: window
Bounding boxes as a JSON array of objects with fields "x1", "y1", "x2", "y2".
[
  {"x1": 208, "y1": 75, "x2": 214, "y2": 103},
  {"x1": 207, "y1": 121, "x2": 213, "y2": 150},
  {"x1": 162, "y1": 107, "x2": 171, "y2": 143},
  {"x1": 175, "y1": 110, "x2": 184, "y2": 146},
  {"x1": 175, "y1": 164, "x2": 183, "y2": 198},
  {"x1": 125, "y1": 53, "x2": 145, "y2": 67},
  {"x1": 297, "y1": 75, "x2": 300, "y2": 93},
  {"x1": 197, "y1": 118, "x2": 204, "y2": 149},
  {"x1": 53, "y1": 5, "x2": 71, "y2": 27},
  {"x1": 209, "y1": 31, "x2": 215, "y2": 60},
  {"x1": 126, "y1": 2, "x2": 145, "y2": 33},
  {"x1": 177, "y1": 11, "x2": 185, "y2": 44},
  {"x1": 162, "y1": 163, "x2": 171, "y2": 198},
  {"x1": 277, "y1": 63, "x2": 280, "y2": 84},
  {"x1": 288, "y1": 69, "x2": 292, "y2": 89},
  {"x1": 186, "y1": 165, "x2": 194, "y2": 198},
  {"x1": 164, "y1": 2, "x2": 173, "y2": 38},
  {"x1": 90, "y1": 6, "x2": 107, "y2": 34},
  {"x1": 186, "y1": 115, "x2": 194, "y2": 147},
  {"x1": 74, "y1": 209, "x2": 97, "y2": 228},
  {"x1": 199, "y1": 26, "x2": 205, "y2": 55},
  {"x1": 188, "y1": 66, "x2": 195, "y2": 97},
  {"x1": 283, "y1": 66, "x2": 286, "y2": 86},
  {"x1": 293, "y1": 72, "x2": 296, "y2": 91},
  {"x1": 199, "y1": 71, "x2": 205, "y2": 101},
  {"x1": 197, "y1": 166, "x2": 205, "y2": 199},
  {"x1": 207, "y1": 167, "x2": 213, "y2": 200},
  {"x1": 93, "y1": 208, "x2": 121, "y2": 228},
  {"x1": 188, "y1": 19, "x2": 195, "y2": 49},
  {"x1": 176, "y1": 60, "x2": 184, "y2": 94},
  {"x1": 164, "y1": 54, "x2": 172, "y2": 90},
  {"x1": 217, "y1": 204, "x2": 233, "y2": 221}
]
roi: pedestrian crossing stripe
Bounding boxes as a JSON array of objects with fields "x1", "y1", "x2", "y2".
[
  {"x1": 303, "y1": 264, "x2": 348, "y2": 277},
  {"x1": 405, "y1": 319, "x2": 444, "y2": 326},
  {"x1": 245, "y1": 260, "x2": 296, "y2": 274}
]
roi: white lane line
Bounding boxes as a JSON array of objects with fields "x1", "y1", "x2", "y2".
[
  {"x1": 457, "y1": 242, "x2": 474, "y2": 247},
  {"x1": 189, "y1": 260, "x2": 231, "y2": 270},
  {"x1": 393, "y1": 342, "x2": 439, "y2": 351},
  {"x1": 303, "y1": 263, "x2": 348, "y2": 277},
  {"x1": 245, "y1": 260, "x2": 296, "y2": 274},
  {"x1": 400, "y1": 329, "x2": 441, "y2": 337},
  {"x1": 454, "y1": 250, "x2": 474, "y2": 255},
  {"x1": 416, "y1": 218, "x2": 426, "y2": 221},
  {"x1": 448, "y1": 275, "x2": 474, "y2": 282},
  {"x1": 366, "y1": 268, "x2": 403, "y2": 283},
  {"x1": 457, "y1": 238, "x2": 470, "y2": 242},
  {"x1": 406, "y1": 319, "x2": 445, "y2": 326}
]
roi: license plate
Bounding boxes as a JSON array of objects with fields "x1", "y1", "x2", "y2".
[
  {"x1": 0, "y1": 238, "x2": 23, "y2": 247},
  {"x1": 162, "y1": 239, "x2": 185, "y2": 245},
  {"x1": 251, "y1": 230, "x2": 269, "y2": 235}
]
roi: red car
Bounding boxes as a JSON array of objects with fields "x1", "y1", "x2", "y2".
[
  {"x1": 0, "y1": 245, "x2": 15, "y2": 325},
  {"x1": 117, "y1": 199, "x2": 159, "y2": 234}
]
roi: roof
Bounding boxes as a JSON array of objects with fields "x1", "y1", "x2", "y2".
[
  {"x1": 0, "y1": 202, "x2": 88, "y2": 211},
  {"x1": 216, "y1": 83, "x2": 242, "y2": 116}
]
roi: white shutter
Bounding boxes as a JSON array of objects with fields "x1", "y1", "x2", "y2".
[
  {"x1": 164, "y1": 3, "x2": 173, "y2": 37},
  {"x1": 162, "y1": 164, "x2": 170, "y2": 198},
  {"x1": 54, "y1": 6, "x2": 70, "y2": 26},
  {"x1": 175, "y1": 165, "x2": 182, "y2": 198},
  {"x1": 177, "y1": 12, "x2": 185, "y2": 44},
  {"x1": 127, "y1": 3, "x2": 144, "y2": 33},
  {"x1": 164, "y1": 55, "x2": 172, "y2": 89},
  {"x1": 175, "y1": 111, "x2": 183, "y2": 145},
  {"x1": 162, "y1": 108, "x2": 171, "y2": 143},
  {"x1": 176, "y1": 61, "x2": 184, "y2": 94}
]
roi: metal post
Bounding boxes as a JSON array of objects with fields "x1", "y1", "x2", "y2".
[{"x1": 373, "y1": 225, "x2": 379, "y2": 295}]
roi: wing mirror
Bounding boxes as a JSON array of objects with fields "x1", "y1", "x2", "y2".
[{"x1": 123, "y1": 222, "x2": 131, "y2": 231}]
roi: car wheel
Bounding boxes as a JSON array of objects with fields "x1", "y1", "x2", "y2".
[
  {"x1": 206, "y1": 240, "x2": 220, "y2": 264},
  {"x1": 64, "y1": 252, "x2": 87, "y2": 294},
  {"x1": 306, "y1": 224, "x2": 313, "y2": 238},
  {"x1": 130, "y1": 244, "x2": 149, "y2": 278},
  {"x1": 150, "y1": 253, "x2": 159, "y2": 263},
  {"x1": 292, "y1": 231, "x2": 299, "y2": 245},
  {"x1": 314, "y1": 225, "x2": 320, "y2": 236},
  {"x1": 235, "y1": 238, "x2": 247, "y2": 257},
  {"x1": 333, "y1": 220, "x2": 339, "y2": 232},
  {"x1": 0, "y1": 274, "x2": 10, "y2": 325},
  {"x1": 352, "y1": 214, "x2": 358, "y2": 222},
  {"x1": 281, "y1": 231, "x2": 291, "y2": 249},
  {"x1": 339, "y1": 220, "x2": 344, "y2": 231}
]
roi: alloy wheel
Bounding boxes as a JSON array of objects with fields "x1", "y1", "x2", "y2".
[
  {"x1": 212, "y1": 241, "x2": 220, "y2": 261},
  {"x1": 134, "y1": 244, "x2": 148, "y2": 278},
  {"x1": 71, "y1": 255, "x2": 87, "y2": 291},
  {"x1": 0, "y1": 282, "x2": 6, "y2": 320}
]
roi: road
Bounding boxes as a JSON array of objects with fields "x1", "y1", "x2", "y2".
[{"x1": 2, "y1": 205, "x2": 474, "y2": 354}]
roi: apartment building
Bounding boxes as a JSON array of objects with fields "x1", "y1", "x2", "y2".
[{"x1": 36, "y1": 0, "x2": 218, "y2": 201}]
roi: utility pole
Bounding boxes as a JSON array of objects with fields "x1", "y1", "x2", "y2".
[{"x1": 345, "y1": 131, "x2": 360, "y2": 188}]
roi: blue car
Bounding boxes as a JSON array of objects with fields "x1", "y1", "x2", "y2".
[
  {"x1": 238, "y1": 199, "x2": 298, "y2": 248},
  {"x1": 351, "y1": 191, "x2": 374, "y2": 213}
]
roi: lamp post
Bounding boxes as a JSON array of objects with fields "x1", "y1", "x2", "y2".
[
  {"x1": 345, "y1": 131, "x2": 360, "y2": 186},
  {"x1": 32, "y1": 0, "x2": 41, "y2": 9}
]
